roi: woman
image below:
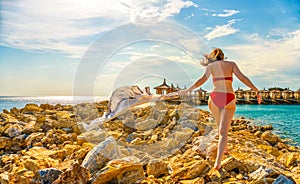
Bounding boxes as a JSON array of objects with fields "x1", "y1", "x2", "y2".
[{"x1": 178, "y1": 48, "x2": 262, "y2": 170}]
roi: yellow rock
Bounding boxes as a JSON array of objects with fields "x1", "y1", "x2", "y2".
[
  {"x1": 221, "y1": 157, "x2": 240, "y2": 171},
  {"x1": 171, "y1": 160, "x2": 209, "y2": 181},
  {"x1": 56, "y1": 111, "x2": 71, "y2": 120},
  {"x1": 0, "y1": 137, "x2": 11, "y2": 149},
  {"x1": 236, "y1": 174, "x2": 244, "y2": 180},
  {"x1": 291, "y1": 166, "x2": 300, "y2": 184},
  {"x1": 49, "y1": 150, "x2": 66, "y2": 160},
  {"x1": 63, "y1": 144, "x2": 81, "y2": 155},
  {"x1": 56, "y1": 159, "x2": 77, "y2": 171},
  {"x1": 11, "y1": 170, "x2": 35, "y2": 184},
  {"x1": 179, "y1": 177, "x2": 205, "y2": 184},
  {"x1": 275, "y1": 142, "x2": 289, "y2": 150},
  {"x1": 0, "y1": 113, "x2": 19, "y2": 123},
  {"x1": 261, "y1": 131, "x2": 280, "y2": 145},
  {"x1": 288, "y1": 146, "x2": 298, "y2": 152},
  {"x1": 146, "y1": 159, "x2": 169, "y2": 178},
  {"x1": 36, "y1": 114, "x2": 46, "y2": 123},
  {"x1": 52, "y1": 162, "x2": 90, "y2": 184},
  {"x1": 257, "y1": 144, "x2": 280, "y2": 157},
  {"x1": 91, "y1": 158, "x2": 145, "y2": 184},
  {"x1": 24, "y1": 147, "x2": 60, "y2": 167},
  {"x1": 24, "y1": 159, "x2": 41, "y2": 172},
  {"x1": 23, "y1": 104, "x2": 43, "y2": 112},
  {"x1": 0, "y1": 172, "x2": 9, "y2": 184},
  {"x1": 280, "y1": 152, "x2": 298, "y2": 167}
]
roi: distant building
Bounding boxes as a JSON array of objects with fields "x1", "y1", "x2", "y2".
[
  {"x1": 167, "y1": 83, "x2": 176, "y2": 94},
  {"x1": 259, "y1": 88, "x2": 270, "y2": 99},
  {"x1": 245, "y1": 89, "x2": 256, "y2": 100},
  {"x1": 294, "y1": 88, "x2": 300, "y2": 100},
  {"x1": 154, "y1": 78, "x2": 169, "y2": 95},
  {"x1": 195, "y1": 88, "x2": 207, "y2": 100},
  {"x1": 235, "y1": 87, "x2": 244, "y2": 99},
  {"x1": 174, "y1": 84, "x2": 181, "y2": 92},
  {"x1": 270, "y1": 88, "x2": 282, "y2": 99},
  {"x1": 282, "y1": 88, "x2": 294, "y2": 100},
  {"x1": 154, "y1": 79, "x2": 182, "y2": 95}
]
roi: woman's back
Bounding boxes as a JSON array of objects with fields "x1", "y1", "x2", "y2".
[{"x1": 209, "y1": 61, "x2": 235, "y2": 93}]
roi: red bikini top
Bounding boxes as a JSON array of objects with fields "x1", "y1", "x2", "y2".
[{"x1": 213, "y1": 77, "x2": 233, "y2": 83}]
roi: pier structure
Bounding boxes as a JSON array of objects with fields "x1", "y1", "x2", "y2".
[{"x1": 152, "y1": 79, "x2": 300, "y2": 104}]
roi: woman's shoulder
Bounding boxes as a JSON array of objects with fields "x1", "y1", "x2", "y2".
[
  {"x1": 223, "y1": 60, "x2": 235, "y2": 64},
  {"x1": 223, "y1": 60, "x2": 237, "y2": 67}
]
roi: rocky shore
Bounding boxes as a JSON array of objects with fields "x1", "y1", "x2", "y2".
[{"x1": 0, "y1": 101, "x2": 299, "y2": 184}]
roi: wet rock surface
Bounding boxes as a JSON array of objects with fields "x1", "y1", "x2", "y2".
[{"x1": 0, "y1": 100, "x2": 299, "y2": 183}]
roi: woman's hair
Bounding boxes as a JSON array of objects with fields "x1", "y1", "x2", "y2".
[{"x1": 201, "y1": 48, "x2": 225, "y2": 66}]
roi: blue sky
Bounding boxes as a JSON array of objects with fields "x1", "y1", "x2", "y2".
[{"x1": 0, "y1": 0, "x2": 299, "y2": 96}]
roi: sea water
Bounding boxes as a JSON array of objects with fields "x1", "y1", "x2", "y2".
[
  {"x1": 0, "y1": 96, "x2": 108, "y2": 111},
  {"x1": 0, "y1": 96, "x2": 299, "y2": 146},
  {"x1": 198, "y1": 104, "x2": 300, "y2": 146}
]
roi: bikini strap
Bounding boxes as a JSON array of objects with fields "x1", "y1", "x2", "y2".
[{"x1": 213, "y1": 77, "x2": 233, "y2": 83}]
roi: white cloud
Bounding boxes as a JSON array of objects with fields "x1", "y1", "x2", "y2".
[
  {"x1": 185, "y1": 13, "x2": 194, "y2": 20},
  {"x1": 212, "y1": 9, "x2": 240, "y2": 17},
  {"x1": 223, "y1": 29, "x2": 300, "y2": 89},
  {"x1": 204, "y1": 20, "x2": 239, "y2": 40},
  {"x1": 0, "y1": 0, "x2": 196, "y2": 57}
]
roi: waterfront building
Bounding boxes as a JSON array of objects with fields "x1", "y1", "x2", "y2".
[
  {"x1": 270, "y1": 88, "x2": 282, "y2": 99},
  {"x1": 260, "y1": 88, "x2": 270, "y2": 99},
  {"x1": 294, "y1": 88, "x2": 300, "y2": 100},
  {"x1": 235, "y1": 87, "x2": 244, "y2": 99},
  {"x1": 282, "y1": 88, "x2": 294, "y2": 100},
  {"x1": 245, "y1": 89, "x2": 256, "y2": 99},
  {"x1": 174, "y1": 84, "x2": 181, "y2": 92},
  {"x1": 195, "y1": 88, "x2": 207, "y2": 100},
  {"x1": 154, "y1": 78, "x2": 169, "y2": 95},
  {"x1": 167, "y1": 83, "x2": 176, "y2": 94}
]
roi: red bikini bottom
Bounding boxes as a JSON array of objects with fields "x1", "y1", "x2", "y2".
[{"x1": 210, "y1": 92, "x2": 235, "y2": 109}]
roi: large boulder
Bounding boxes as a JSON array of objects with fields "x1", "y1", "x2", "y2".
[
  {"x1": 81, "y1": 137, "x2": 121, "y2": 175},
  {"x1": 135, "y1": 119, "x2": 159, "y2": 131},
  {"x1": 261, "y1": 131, "x2": 280, "y2": 145},
  {"x1": 91, "y1": 156, "x2": 144, "y2": 184},
  {"x1": 146, "y1": 158, "x2": 169, "y2": 178},
  {"x1": 257, "y1": 144, "x2": 280, "y2": 157},
  {"x1": 78, "y1": 129, "x2": 107, "y2": 145},
  {"x1": 23, "y1": 104, "x2": 43, "y2": 113},
  {"x1": 220, "y1": 157, "x2": 240, "y2": 172},
  {"x1": 53, "y1": 162, "x2": 90, "y2": 184},
  {"x1": 171, "y1": 160, "x2": 209, "y2": 181},
  {"x1": 4, "y1": 124, "x2": 23, "y2": 138}
]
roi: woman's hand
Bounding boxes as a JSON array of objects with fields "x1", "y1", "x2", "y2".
[{"x1": 256, "y1": 92, "x2": 262, "y2": 104}]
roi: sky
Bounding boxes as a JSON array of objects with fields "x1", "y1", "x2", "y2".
[{"x1": 0, "y1": 0, "x2": 299, "y2": 96}]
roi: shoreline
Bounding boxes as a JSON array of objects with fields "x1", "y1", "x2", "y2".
[
  {"x1": 0, "y1": 101, "x2": 299, "y2": 183},
  {"x1": 191, "y1": 99, "x2": 300, "y2": 105}
]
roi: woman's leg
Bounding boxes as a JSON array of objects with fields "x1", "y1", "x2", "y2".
[
  {"x1": 208, "y1": 97, "x2": 221, "y2": 127},
  {"x1": 214, "y1": 100, "x2": 236, "y2": 169}
]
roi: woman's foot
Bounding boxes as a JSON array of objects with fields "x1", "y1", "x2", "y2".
[{"x1": 213, "y1": 164, "x2": 221, "y2": 171}]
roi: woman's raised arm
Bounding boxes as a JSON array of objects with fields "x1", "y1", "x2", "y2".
[
  {"x1": 233, "y1": 62, "x2": 259, "y2": 92},
  {"x1": 233, "y1": 62, "x2": 261, "y2": 104}
]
